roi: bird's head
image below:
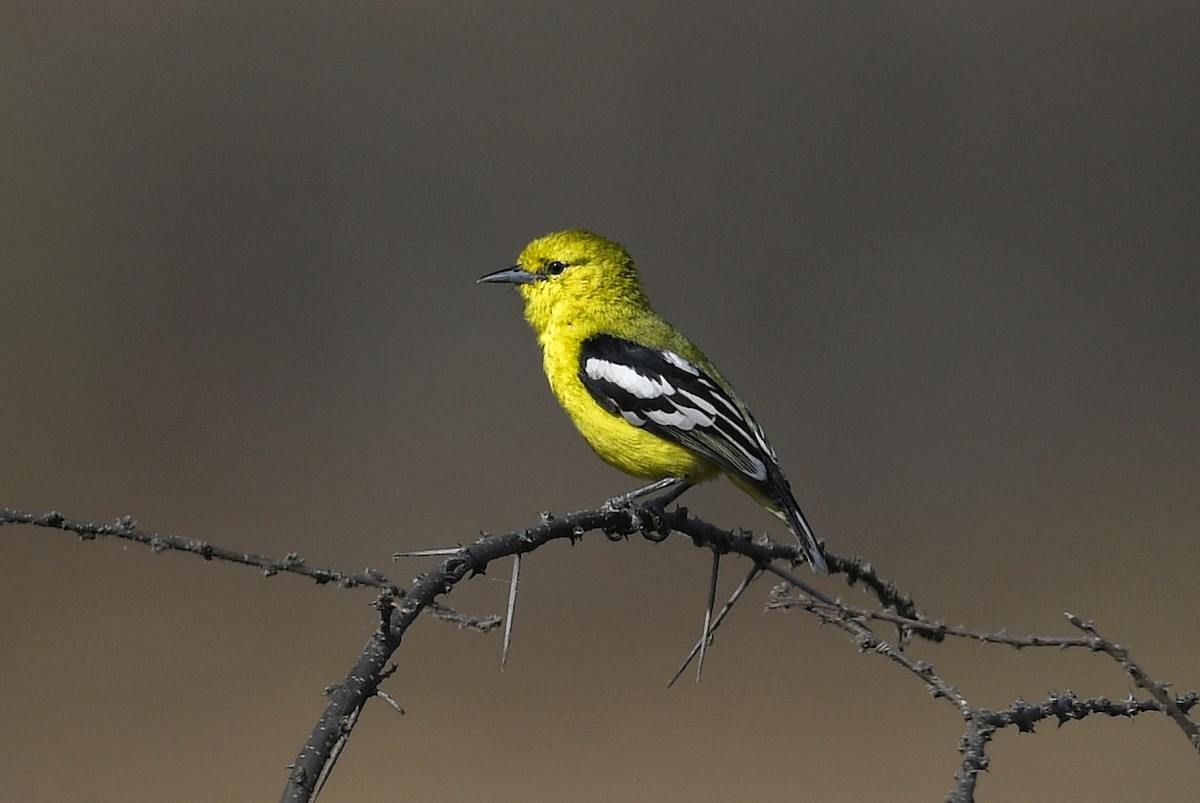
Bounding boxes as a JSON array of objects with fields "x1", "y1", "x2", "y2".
[{"x1": 479, "y1": 230, "x2": 648, "y2": 335}]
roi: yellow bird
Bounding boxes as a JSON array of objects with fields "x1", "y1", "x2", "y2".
[{"x1": 480, "y1": 230, "x2": 828, "y2": 572}]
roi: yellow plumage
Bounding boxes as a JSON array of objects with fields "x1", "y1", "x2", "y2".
[{"x1": 480, "y1": 229, "x2": 828, "y2": 572}]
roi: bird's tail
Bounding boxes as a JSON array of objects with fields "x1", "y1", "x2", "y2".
[{"x1": 769, "y1": 473, "x2": 828, "y2": 573}]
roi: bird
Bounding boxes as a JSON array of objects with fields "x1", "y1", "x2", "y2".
[{"x1": 479, "y1": 229, "x2": 828, "y2": 573}]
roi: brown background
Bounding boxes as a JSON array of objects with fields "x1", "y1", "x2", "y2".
[{"x1": 3, "y1": 3, "x2": 1198, "y2": 801}]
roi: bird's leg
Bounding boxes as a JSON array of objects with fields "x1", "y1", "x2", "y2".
[
  {"x1": 603, "y1": 477, "x2": 693, "y2": 512},
  {"x1": 650, "y1": 478, "x2": 694, "y2": 509},
  {"x1": 604, "y1": 478, "x2": 695, "y2": 541}
]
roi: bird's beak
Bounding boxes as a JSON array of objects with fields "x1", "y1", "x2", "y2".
[{"x1": 478, "y1": 265, "x2": 538, "y2": 285}]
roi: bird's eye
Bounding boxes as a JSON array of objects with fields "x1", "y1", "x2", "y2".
[{"x1": 545, "y1": 260, "x2": 567, "y2": 275}]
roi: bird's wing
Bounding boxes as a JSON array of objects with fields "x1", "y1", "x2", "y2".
[{"x1": 578, "y1": 334, "x2": 777, "y2": 486}]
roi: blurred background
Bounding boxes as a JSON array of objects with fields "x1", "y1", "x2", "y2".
[{"x1": 3, "y1": 3, "x2": 1197, "y2": 800}]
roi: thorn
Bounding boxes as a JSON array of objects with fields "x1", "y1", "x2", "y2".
[
  {"x1": 502, "y1": 553, "x2": 521, "y2": 671},
  {"x1": 393, "y1": 547, "x2": 463, "y2": 558},
  {"x1": 376, "y1": 689, "x2": 405, "y2": 715},
  {"x1": 696, "y1": 549, "x2": 721, "y2": 683},
  {"x1": 668, "y1": 565, "x2": 761, "y2": 688}
]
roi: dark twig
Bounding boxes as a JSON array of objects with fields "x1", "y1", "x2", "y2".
[
  {"x1": 823, "y1": 552, "x2": 929, "y2": 637},
  {"x1": 1067, "y1": 613, "x2": 1200, "y2": 751},
  {"x1": 2, "y1": 508, "x2": 396, "y2": 589},
  {"x1": 766, "y1": 581, "x2": 1200, "y2": 802},
  {"x1": 662, "y1": 511, "x2": 929, "y2": 630},
  {"x1": 0, "y1": 506, "x2": 500, "y2": 634},
  {"x1": 766, "y1": 583, "x2": 970, "y2": 714},
  {"x1": 947, "y1": 691, "x2": 1200, "y2": 803},
  {"x1": 768, "y1": 590, "x2": 1095, "y2": 651}
]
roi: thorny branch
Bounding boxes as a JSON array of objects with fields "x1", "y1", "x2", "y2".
[
  {"x1": 1067, "y1": 613, "x2": 1200, "y2": 750},
  {"x1": 768, "y1": 586, "x2": 1200, "y2": 802},
  {"x1": 0, "y1": 507, "x2": 500, "y2": 633},
  {"x1": 279, "y1": 501, "x2": 935, "y2": 802},
  {"x1": 4, "y1": 504, "x2": 1196, "y2": 803}
]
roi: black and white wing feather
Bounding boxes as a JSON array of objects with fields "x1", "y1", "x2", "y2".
[
  {"x1": 579, "y1": 334, "x2": 828, "y2": 572},
  {"x1": 580, "y1": 334, "x2": 773, "y2": 483}
]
